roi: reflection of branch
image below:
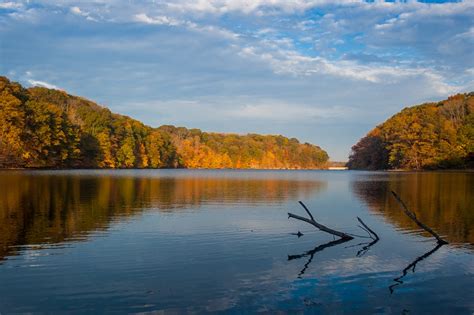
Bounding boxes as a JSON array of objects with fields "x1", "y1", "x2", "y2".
[
  {"x1": 356, "y1": 238, "x2": 380, "y2": 257},
  {"x1": 288, "y1": 201, "x2": 353, "y2": 240},
  {"x1": 288, "y1": 238, "x2": 351, "y2": 278},
  {"x1": 391, "y1": 191, "x2": 448, "y2": 244},
  {"x1": 290, "y1": 231, "x2": 304, "y2": 238},
  {"x1": 389, "y1": 242, "x2": 444, "y2": 294}
]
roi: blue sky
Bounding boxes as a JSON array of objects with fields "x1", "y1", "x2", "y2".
[{"x1": 1, "y1": 0, "x2": 473, "y2": 160}]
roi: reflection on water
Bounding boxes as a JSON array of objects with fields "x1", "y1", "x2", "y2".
[
  {"x1": 389, "y1": 242, "x2": 445, "y2": 294},
  {"x1": 0, "y1": 170, "x2": 473, "y2": 313},
  {"x1": 0, "y1": 170, "x2": 326, "y2": 261},
  {"x1": 288, "y1": 238, "x2": 352, "y2": 278},
  {"x1": 351, "y1": 172, "x2": 474, "y2": 246}
]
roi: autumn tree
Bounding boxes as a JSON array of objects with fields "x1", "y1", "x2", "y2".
[
  {"x1": 0, "y1": 76, "x2": 329, "y2": 170},
  {"x1": 348, "y1": 92, "x2": 474, "y2": 170}
]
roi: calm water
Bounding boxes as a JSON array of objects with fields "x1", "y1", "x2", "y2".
[{"x1": 0, "y1": 170, "x2": 472, "y2": 314}]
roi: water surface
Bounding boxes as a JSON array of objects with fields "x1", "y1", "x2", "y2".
[{"x1": 0, "y1": 170, "x2": 472, "y2": 313}]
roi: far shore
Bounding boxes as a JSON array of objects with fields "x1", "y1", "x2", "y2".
[
  {"x1": 387, "y1": 168, "x2": 474, "y2": 173},
  {"x1": 0, "y1": 167, "x2": 473, "y2": 172}
]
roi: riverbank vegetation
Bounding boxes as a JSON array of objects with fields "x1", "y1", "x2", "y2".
[
  {"x1": 348, "y1": 93, "x2": 474, "y2": 170},
  {"x1": 0, "y1": 76, "x2": 328, "y2": 169}
]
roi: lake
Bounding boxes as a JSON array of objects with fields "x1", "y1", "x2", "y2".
[{"x1": 0, "y1": 170, "x2": 472, "y2": 313}]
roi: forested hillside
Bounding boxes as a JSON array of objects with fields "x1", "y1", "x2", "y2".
[
  {"x1": 348, "y1": 93, "x2": 474, "y2": 170},
  {"x1": 0, "y1": 76, "x2": 328, "y2": 169}
]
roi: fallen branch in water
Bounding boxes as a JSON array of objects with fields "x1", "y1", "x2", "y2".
[
  {"x1": 351, "y1": 217, "x2": 380, "y2": 256},
  {"x1": 391, "y1": 191, "x2": 448, "y2": 245},
  {"x1": 357, "y1": 217, "x2": 379, "y2": 241},
  {"x1": 287, "y1": 202, "x2": 381, "y2": 277},
  {"x1": 288, "y1": 201, "x2": 354, "y2": 240}
]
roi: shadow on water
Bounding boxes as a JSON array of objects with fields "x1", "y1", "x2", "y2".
[
  {"x1": 389, "y1": 242, "x2": 445, "y2": 294},
  {"x1": 0, "y1": 171, "x2": 327, "y2": 261},
  {"x1": 343, "y1": 237, "x2": 380, "y2": 257}
]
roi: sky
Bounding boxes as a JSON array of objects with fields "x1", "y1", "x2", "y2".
[{"x1": 0, "y1": 0, "x2": 473, "y2": 160}]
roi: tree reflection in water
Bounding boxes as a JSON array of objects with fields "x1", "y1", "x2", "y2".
[
  {"x1": 350, "y1": 172, "x2": 474, "y2": 246},
  {"x1": 0, "y1": 171, "x2": 327, "y2": 261}
]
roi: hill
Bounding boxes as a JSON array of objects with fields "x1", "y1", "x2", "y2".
[
  {"x1": 0, "y1": 76, "x2": 328, "y2": 169},
  {"x1": 348, "y1": 93, "x2": 474, "y2": 170}
]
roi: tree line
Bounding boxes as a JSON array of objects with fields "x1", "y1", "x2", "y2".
[
  {"x1": 0, "y1": 76, "x2": 328, "y2": 169},
  {"x1": 348, "y1": 93, "x2": 474, "y2": 170}
]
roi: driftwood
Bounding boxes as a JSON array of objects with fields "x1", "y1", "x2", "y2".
[
  {"x1": 389, "y1": 242, "x2": 444, "y2": 294},
  {"x1": 288, "y1": 238, "x2": 351, "y2": 278},
  {"x1": 391, "y1": 191, "x2": 448, "y2": 244},
  {"x1": 288, "y1": 201, "x2": 354, "y2": 240}
]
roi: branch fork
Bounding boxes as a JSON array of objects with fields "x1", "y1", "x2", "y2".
[{"x1": 288, "y1": 201, "x2": 353, "y2": 240}]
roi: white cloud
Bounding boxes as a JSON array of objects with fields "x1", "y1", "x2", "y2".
[
  {"x1": 366, "y1": 1, "x2": 474, "y2": 67},
  {"x1": 121, "y1": 97, "x2": 353, "y2": 126},
  {"x1": 237, "y1": 40, "x2": 460, "y2": 96},
  {"x1": 70, "y1": 6, "x2": 82, "y2": 15},
  {"x1": 0, "y1": 2, "x2": 23, "y2": 9},
  {"x1": 166, "y1": 0, "x2": 361, "y2": 15},
  {"x1": 5, "y1": 7, "x2": 38, "y2": 21},
  {"x1": 134, "y1": 13, "x2": 182, "y2": 26},
  {"x1": 27, "y1": 79, "x2": 60, "y2": 90},
  {"x1": 134, "y1": 13, "x2": 239, "y2": 39},
  {"x1": 70, "y1": 6, "x2": 97, "y2": 21},
  {"x1": 226, "y1": 102, "x2": 350, "y2": 121}
]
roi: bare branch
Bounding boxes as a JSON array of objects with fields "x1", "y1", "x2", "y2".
[
  {"x1": 357, "y1": 217, "x2": 379, "y2": 241},
  {"x1": 357, "y1": 224, "x2": 370, "y2": 234},
  {"x1": 391, "y1": 191, "x2": 448, "y2": 244},
  {"x1": 298, "y1": 201, "x2": 315, "y2": 221},
  {"x1": 288, "y1": 204, "x2": 353, "y2": 240}
]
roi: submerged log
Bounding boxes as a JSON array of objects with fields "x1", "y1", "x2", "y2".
[
  {"x1": 288, "y1": 201, "x2": 353, "y2": 240},
  {"x1": 391, "y1": 191, "x2": 448, "y2": 245}
]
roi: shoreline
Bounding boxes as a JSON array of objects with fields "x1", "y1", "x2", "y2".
[
  {"x1": 0, "y1": 167, "x2": 473, "y2": 172},
  {"x1": 386, "y1": 168, "x2": 474, "y2": 173}
]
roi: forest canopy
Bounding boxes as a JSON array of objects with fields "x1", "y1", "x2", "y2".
[
  {"x1": 348, "y1": 93, "x2": 474, "y2": 170},
  {"x1": 0, "y1": 76, "x2": 328, "y2": 169}
]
